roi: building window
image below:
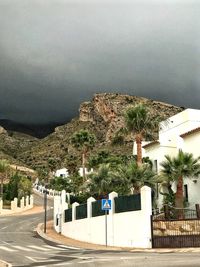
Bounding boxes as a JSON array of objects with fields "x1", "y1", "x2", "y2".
[{"x1": 184, "y1": 184, "x2": 188, "y2": 203}]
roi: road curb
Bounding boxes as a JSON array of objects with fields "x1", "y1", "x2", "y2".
[
  {"x1": 36, "y1": 222, "x2": 200, "y2": 253},
  {"x1": 36, "y1": 223, "x2": 76, "y2": 246}
]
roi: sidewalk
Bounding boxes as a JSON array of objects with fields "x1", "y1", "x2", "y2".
[
  {"x1": 0, "y1": 205, "x2": 44, "y2": 217},
  {"x1": 36, "y1": 220, "x2": 200, "y2": 253},
  {"x1": 37, "y1": 220, "x2": 121, "y2": 251}
]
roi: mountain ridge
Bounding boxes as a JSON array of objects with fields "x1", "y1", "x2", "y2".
[{"x1": 8, "y1": 93, "x2": 183, "y2": 172}]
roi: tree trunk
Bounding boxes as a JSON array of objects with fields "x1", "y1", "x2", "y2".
[
  {"x1": 175, "y1": 176, "x2": 184, "y2": 219},
  {"x1": 133, "y1": 185, "x2": 140, "y2": 194},
  {"x1": 82, "y1": 152, "x2": 86, "y2": 180},
  {"x1": 175, "y1": 176, "x2": 184, "y2": 208},
  {"x1": 135, "y1": 136, "x2": 142, "y2": 166}
]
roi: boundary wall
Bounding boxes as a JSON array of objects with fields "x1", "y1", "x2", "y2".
[
  {"x1": 0, "y1": 195, "x2": 33, "y2": 215},
  {"x1": 54, "y1": 186, "x2": 152, "y2": 248}
]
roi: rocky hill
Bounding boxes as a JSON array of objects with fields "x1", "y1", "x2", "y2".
[
  {"x1": 0, "y1": 126, "x2": 38, "y2": 165},
  {"x1": 13, "y1": 93, "x2": 183, "y2": 171}
]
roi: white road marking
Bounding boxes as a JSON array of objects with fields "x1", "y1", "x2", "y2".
[
  {"x1": 0, "y1": 246, "x2": 17, "y2": 252},
  {"x1": 25, "y1": 256, "x2": 56, "y2": 263},
  {"x1": 25, "y1": 256, "x2": 38, "y2": 262},
  {"x1": 28, "y1": 245, "x2": 51, "y2": 251},
  {"x1": 12, "y1": 246, "x2": 33, "y2": 252},
  {"x1": 0, "y1": 226, "x2": 8, "y2": 230}
]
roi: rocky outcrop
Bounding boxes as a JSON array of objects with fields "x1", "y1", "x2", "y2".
[
  {"x1": 79, "y1": 93, "x2": 183, "y2": 142},
  {"x1": 16, "y1": 93, "x2": 183, "y2": 170},
  {"x1": 0, "y1": 126, "x2": 7, "y2": 135}
]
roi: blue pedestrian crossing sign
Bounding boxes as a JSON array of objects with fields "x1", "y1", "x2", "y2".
[{"x1": 101, "y1": 199, "x2": 112, "y2": 210}]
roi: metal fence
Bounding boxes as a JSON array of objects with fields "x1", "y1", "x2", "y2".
[
  {"x1": 92, "y1": 200, "x2": 105, "y2": 217},
  {"x1": 114, "y1": 194, "x2": 141, "y2": 213},
  {"x1": 152, "y1": 205, "x2": 200, "y2": 248},
  {"x1": 64, "y1": 208, "x2": 72, "y2": 222},
  {"x1": 76, "y1": 203, "x2": 87, "y2": 220}
]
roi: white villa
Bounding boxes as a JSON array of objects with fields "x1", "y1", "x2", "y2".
[
  {"x1": 54, "y1": 168, "x2": 69, "y2": 178},
  {"x1": 54, "y1": 167, "x2": 93, "y2": 178},
  {"x1": 142, "y1": 108, "x2": 200, "y2": 208}
]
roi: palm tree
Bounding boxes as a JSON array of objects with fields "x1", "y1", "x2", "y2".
[
  {"x1": 89, "y1": 164, "x2": 129, "y2": 197},
  {"x1": 70, "y1": 129, "x2": 96, "y2": 179},
  {"x1": 89, "y1": 164, "x2": 113, "y2": 197},
  {"x1": 124, "y1": 104, "x2": 161, "y2": 166},
  {"x1": 160, "y1": 150, "x2": 200, "y2": 209},
  {"x1": 115, "y1": 161, "x2": 157, "y2": 194},
  {"x1": 0, "y1": 160, "x2": 9, "y2": 199}
]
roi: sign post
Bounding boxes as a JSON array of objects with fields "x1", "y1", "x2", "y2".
[
  {"x1": 44, "y1": 187, "x2": 47, "y2": 233},
  {"x1": 101, "y1": 199, "x2": 112, "y2": 247}
]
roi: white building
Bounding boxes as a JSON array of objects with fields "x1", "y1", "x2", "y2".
[
  {"x1": 78, "y1": 167, "x2": 93, "y2": 177},
  {"x1": 143, "y1": 108, "x2": 200, "y2": 208},
  {"x1": 54, "y1": 168, "x2": 69, "y2": 178},
  {"x1": 54, "y1": 167, "x2": 93, "y2": 178}
]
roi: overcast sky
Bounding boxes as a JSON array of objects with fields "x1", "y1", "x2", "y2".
[{"x1": 0, "y1": 0, "x2": 199, "y2": 124}]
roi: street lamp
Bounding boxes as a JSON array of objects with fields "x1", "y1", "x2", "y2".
[{"x1": 44, "y1": 184, "x2": 48, "y2": 233}]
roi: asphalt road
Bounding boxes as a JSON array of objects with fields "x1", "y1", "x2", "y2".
[{"x1": 1, "y1": 194, "x2": 200, "y2": 267}]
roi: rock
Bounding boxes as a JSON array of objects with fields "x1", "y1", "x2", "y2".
[
  {"x1": 153, "y1": 229, "x2": 164, "y2": 236},
  {"x1": 79, "y1": 93, "x2": 182, "y2": 143},
  {"x1": 0, "y1": 126, "x2": 7, "y2": 135},
  {"x1": 154, "y1": 221, "x2": 167, "y2": 230},
  {"x1": 12, "y1": 93, "x2": 183, "y2": 169},
  {"x1": 180, "y1": 224, "x2": 193, "y2": 232}
]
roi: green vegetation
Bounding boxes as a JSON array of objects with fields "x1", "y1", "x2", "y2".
[
  {"x1": 124, "y1": 104, "x2": 162, "y2": 165},
  {"x1": 70, "y1": 129, "x2": 96, "y2": 179},
  {"x1": 3, "y1": 172, "x2": 32, "y2": 201},
  {"x1": 0, "y1": 159, "x2": 10, "y2": 199},
  {"x1": 88, "y1": 163, "x2": 129, "y2": 197},
  {"x1": 114, "y1": 161, "x2": 157, "y2": 194},
  {"x1": 160, "y1": 150, "x2": 200, "y2": 208}
]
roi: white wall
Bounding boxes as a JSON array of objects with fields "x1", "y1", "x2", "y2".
[
  {"x1": 54, "y1": 186, "x2": 152, "y2": 248},
  {"x1": 181, "y1": 132, "x2": 200, "y2": 208},
  {"x1": 182, "y1": 132, "x2": 200, "y2": 158},
  {"x1": 144, "y1": 109, "x2": 200, "y2": 209}
]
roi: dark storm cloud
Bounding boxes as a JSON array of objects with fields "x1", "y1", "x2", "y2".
[{"x1": 0, "y1": 0, "x2": 199, "y2": 124}]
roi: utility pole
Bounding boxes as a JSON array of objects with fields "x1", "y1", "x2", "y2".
[{"x1": 44, "y1": 186, "x2": 47, "y2": 233}]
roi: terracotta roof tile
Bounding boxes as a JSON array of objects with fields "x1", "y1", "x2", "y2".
[
  {"x1": 142, "y1": 141, "x2": 159, "y2": 148},
  {"x1": 180, "y1": 127, "x2": 200, "y2": 138}
]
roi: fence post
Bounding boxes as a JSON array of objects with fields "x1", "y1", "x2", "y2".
[
  {"x1": 141, "y1": 186, "x2": 152, "y2": 248},
  {"x1": 164, "y1": 205, "x2": 170, "y2": 220},
  {"x1": 141, "y1": 186, "x2": 152, "y2": 214},
  {"x1": 30, "y1": 195, "x2": 34, "y2": 208},
  {"x1": 20, "y1": 197, "x2": 25, "y2": 209},
  {"x1": 87, "y1": 197, "x2": 96, "y2": 218},
  {"x1": 11, "y1": 198, "x2": 18, "y2": 211},
  {"x1": 0, "y1": 199, "x2": 2, "y2": 213},
  {"x1": 25, "y1": 196, "x2": 29, "y2": 208},
  {"x1": 108, "y1": 192, "x2": 118, "y2": 215},
  {"x1": 72, "y1": 202, "x2": 79, "y2": 221},
  {"x1": 61, "y1": 190, "x2": 66, "y2": 205},
  {"x1": 196, "y1": 204, "x2": 200, "y2": 219},
  {"x1": 66, "y1": 193, "x2": 70, "y2": 204}
]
